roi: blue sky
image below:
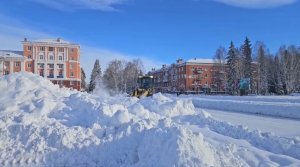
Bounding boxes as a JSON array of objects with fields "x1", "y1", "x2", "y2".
[{"x1": 0, "y1": 0, "x2": 299, "y2": 78}]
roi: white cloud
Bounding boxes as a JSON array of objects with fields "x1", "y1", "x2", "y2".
[
  {"x1": 0, "y1": 15, "x2": 162, "y2": 82},
  {"x1": 29, "y1": 0, "x2": 128, "y2": 11},
  {"x1": 212, "y1": 0, "x2": 297, "y2": 8}
]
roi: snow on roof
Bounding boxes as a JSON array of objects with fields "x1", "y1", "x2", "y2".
[
  {"x1": 150, "y1": 58, "x2": 215, "y2": 73},
  {"x1": 0, "y1": 50, "x2": 24, "y2": 58},
  {"x1": 30, "y1": 39, "x2": 74, "y2": 44},
  {"x1": 186, "y1": 58, "x2": 215, "y2": 64}
]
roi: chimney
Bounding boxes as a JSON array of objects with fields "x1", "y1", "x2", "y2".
[
  {"x1": 24, "y1": 38, "x2": 27, "y2": 42},
  {"x1": 152, "y1": 68, "x2": 156, "y2": 71},
  {"x1": 57, "y1": 38, "x2": 61, "y2": 42},
  {"x1": 176, "y1": 59, "x2": 179, "y2": 63}
]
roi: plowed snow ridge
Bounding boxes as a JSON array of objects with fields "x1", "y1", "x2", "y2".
[{"x1": 0, "y1": 72, "x2": 300, "y2": 167}]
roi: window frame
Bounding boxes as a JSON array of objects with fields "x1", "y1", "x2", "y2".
[
  {"x1": 70, "y1": 72, "x2": 74, "y2": 77},
  {"x1": 70, "y1": 48, "x2": 74, "y2": 53},
  {"x1": 5, "y1": 62, "x2": 9, "y2": 67},
  {"x1": 59, "y1": 56, "x2": 63, "y2": 60},
  {"x1": 49, "y1": 55, "x2": 54, "y2": 60},
  {"x1": 40, "y1": 47, "x2": 44, "y2": 51},
  {"x1": 39, "y1": 55, "x2": 44, "y2": 59},
  {"x1": 49, "y1": 47, "x2": 54, "y2": 52},
  {"x1": 15, "y1": 62, "x2": 19, "y2": 67},
  {"x1": 70, "y1": 81, "x2": 74, "y2": 85},
  {"x1": 27, "y1": 46, "x2": 32, "y2": 51},
  {"x1": 27, "y1": 63, "x2": 31, "y2": 68}
]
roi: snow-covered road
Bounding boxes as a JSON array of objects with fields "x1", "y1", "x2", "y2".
[{"x1": 195, "y1": 108, "x2": 300, "y2": 137}]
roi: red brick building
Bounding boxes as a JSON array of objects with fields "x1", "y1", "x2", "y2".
[{"x1": 148, "y1": 58, "x2": 226, "y2": 93}]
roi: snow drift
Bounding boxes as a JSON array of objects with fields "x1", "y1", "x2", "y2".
[
  {"x1": 178, "y1": 95, "x2": 300, "y2": 119},
  {"x1": 0, "y1": 72, "x2": 251, "y2": 167}
]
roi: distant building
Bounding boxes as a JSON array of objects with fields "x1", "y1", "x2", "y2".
[
  {"x1": 148, "y1": 58, "x2": 259, "y2": 94},
  {"x1": 0, "y1": 38, "x2": 82, "y2": 91},
  {"x1": 148, "y1": 58, "x2": 224, "y2": 93}
]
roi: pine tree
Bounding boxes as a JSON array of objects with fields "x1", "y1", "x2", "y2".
[
  {"x1": 89, "y1": 59, "x2": 101, "y2": 93},
  {"x1": 257, "y1": 45, "x2": 268, "y2": 95},
  {"x1": 243, "y1": 37, "x2": 253, "y2": 92},
  {"x1": 226, "y1": 41, "x2": 238, "y2": 95},
  {"x1": 81, "y1": 67, "x2": 87, "y2": 91}
]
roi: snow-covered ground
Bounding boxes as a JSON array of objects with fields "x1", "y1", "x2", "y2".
[
  {"x1": 1, "y1": 72, "x2": 300, "y2": 167},
  {"x1": 175, "y1": 94, "x2": 300, "y2": 119},
  {"x1": 195, "y1": 108, "x2": 300, "y2": 137}
]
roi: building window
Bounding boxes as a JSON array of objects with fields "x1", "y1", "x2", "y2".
[
  {"x1": 70, "y1": 72, "x2": 74, "y2": 77},
  {"x1": 49, "y1": 72, "x2": 54, "y2": 77},
  {"x1": 70, "y1": 65, "x2": 74, "y2": 69},
  {"x1": 178, "y1": 75, "x2": 180, "y2": 79},
  {"x1": 40, "y1": 72, "x2": 44, "y2": 76},
  {"x1": 40, "y1": 55, "x2": 44, "y2": 59},
  {"x1": 192, "y1": 74, "x2": 195, "y2": 78},
  {"x1": 58, "y1": 64, "x2": 63, "y2": 69},
  {"x1": 205, "y1": 74, "x2": 208, "y2": 78},
  {"x1": 28, "y1": 46, "x2": 32, "y2": 51},
  {"x1": 178, "y1": 68, "x2": 180, "y2": 72},
  {"x1": 70, "y1": 81, "x2": 74, "y2": 85},
  {"x1": 59, "y1": 72, "x2": 63, "y2": 76},
  {"x1": 205, "y1": 67, "x2": 208, "y2": 71},
  {"x1": 40, "y1": 47, "x2": 44, "y2": 51},
  {"x1": 181, "y1": 74, "x2": 183, "y2": 78},
  {"x1": 205, "y1": 82, "x2": 208, "y2": 85},
  {"x1": 59, "y1": 48, "x2": 63, "y2": 52},
  {"x1": 27, "y1": 63, "x2": 31, "y2": 68},
  {"x1": 70, "y1": 56, "x2": 74, "y2": 60},
  {"x1": 49, "y1": 55, "x2": 54, "y2": 60},
  {"x1": 27, "y1": 55, "x2": 32, "y2": 59},
  {"x1": 15, "y1": 62, "x2": 19, "y2": 67},
  {"x1": 5, "y1": 62, "x2": 9, "y2": 66},
  {"x1": 182, "y1": 67, "x2": 183, "y2": 71},
  {"x1": 191, "y1": 67, "x2": 194, "y2": 71},
  {"x1": 40, "y1": 64, "x2": 44, "y2": 68},
  {"x1": 59, "y1": 56, "x2": 63, "y2": 60},
  {"x1": 5, "y1": 71, "x2": 9, "y2": 75},
  {"x1": 49, "y1": 64, "x2": 54, "y2": 68},
  {"x1": 49, "y1": 47, "x2": 53, "y2": 52},
  {"x1": 71, "y1": 49, "x2": 74, "y2": 53}
]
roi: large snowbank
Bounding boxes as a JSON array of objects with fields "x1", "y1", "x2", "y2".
[
  {"x1": 0, "y1": 72, "x2": 252, "y2": 167},
  {"x1": 177, "y1": 95, "x2": 300, "y2": 119},
  {"x1": 177, "y1": 110, "x2": 300, "y2": 161}
]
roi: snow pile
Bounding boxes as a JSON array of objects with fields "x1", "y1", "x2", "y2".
[
  {"x1": 182, "y1": 95, "x2": 300, "y2": 119},
  {"x1": 179, "y1": 111, "x2": 300, "y2": 160},
  {"x1": 0, "y1": 72, "x2": 248, "y2": 167},
  {"x1": 138, "y1": 93, "x2": 195, "y2": 117}
]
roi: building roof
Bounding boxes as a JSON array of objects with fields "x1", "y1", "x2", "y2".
[
  {"x1": 30, "y1": 39, "x2": 73, "y2": 44},
  {"x1": 150, "y1": 58, "x2": 215, "y2": 73},
  {"x1": 0, "y1": 50, "x2": 24, "y2": 58},
  {"x1": 186, "y1": 58, "x2": 215, "y2": 64}
]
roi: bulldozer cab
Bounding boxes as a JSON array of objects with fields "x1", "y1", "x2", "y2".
[
  {"x1": 130, "y1": 76, "x2": 155, "y2": 98},
  {"x1": 139, "y1": 76, "x2": 154, "y2": 90}
]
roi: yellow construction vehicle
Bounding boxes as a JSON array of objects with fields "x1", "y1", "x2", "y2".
[{"x1": 130, "y1": 76, "x2": 155, "y2": 98}]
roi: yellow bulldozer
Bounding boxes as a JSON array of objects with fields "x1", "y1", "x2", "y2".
[{"x1": 130, "y1": 76, "x2": 155, "y2": 98}]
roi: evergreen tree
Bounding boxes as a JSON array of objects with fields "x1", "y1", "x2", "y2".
[
  {"x1": 89, "y1": 59, "x2": 101, "y2": 93},
  {"x1": 226, "y1": 41, "x2": 238, "y2": 95},
  {"x1": 243, "y1": 37, "x2": 254, "y2": 92},
  {"x1": 81, "y1": 67, "x2": 87, "y2": 91},
  {"x1": 257, "y1": 45, "x2": 268, "y2": 95}
]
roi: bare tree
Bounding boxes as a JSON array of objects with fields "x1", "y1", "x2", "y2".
[
  {"x1": 278, "y1": 45, "x2": 300, "y2": 94},
  {"x1": 103, "y1": 59, "x2": 145, "y2": 94},
  {"x1": 211, "y1": 46, "x2": 227, "y2": 92}
]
